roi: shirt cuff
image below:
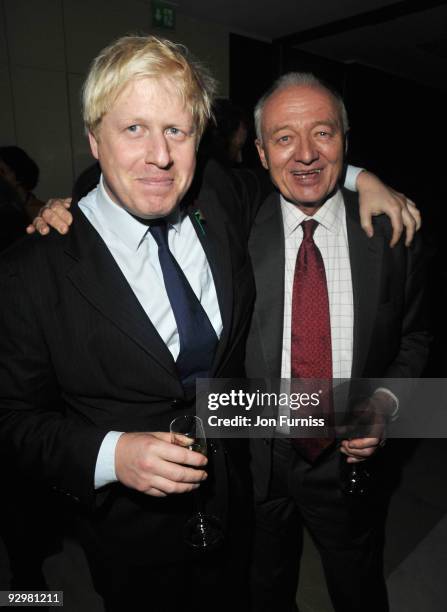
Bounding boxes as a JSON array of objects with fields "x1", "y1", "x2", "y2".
[
  {"x1": 94, "y1": 431, "x2": 124, "y2": 489},
  {"x1": 344, "y1": 165, "x2": 365, "y2": 192},
  {"x1": 373, "y1": 387, "x2": 400, "y2": 420}
]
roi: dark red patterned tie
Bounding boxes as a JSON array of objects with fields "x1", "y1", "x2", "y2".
[{"x1": 291, "y1": 219, "x2": 334, "y2": 462}]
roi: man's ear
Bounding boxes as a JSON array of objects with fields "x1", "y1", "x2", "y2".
[
  {"x1": 344, "y1": 131, "x2": 349, "y2": 156},
  {"x1": 255, "y1": 139, "x2": 269, "y2": 170},
  {"x1": 88, "y1": 131, "x2": 99, "y2": 160}
]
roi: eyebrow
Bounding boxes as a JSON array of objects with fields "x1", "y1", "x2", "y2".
[
  {"x1": 122, "y1": 116, "x2": 195, "y2": 132},
  {"x1": 269, "y1": 118, "x2": 340, "y2": 136}
]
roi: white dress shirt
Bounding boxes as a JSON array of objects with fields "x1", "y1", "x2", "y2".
[
  {"x1": 279, "y1": 164, "x2": 370, "y2": 379},
  {"x1": 79, "y1": 176, "x2": 222, "y2": 487},
  {"x1": 278, "y1": 186, "x2": 397, "y2": 431},
  {"x1": 280, "y1": 189, "x2": 354, "y2": 380}
]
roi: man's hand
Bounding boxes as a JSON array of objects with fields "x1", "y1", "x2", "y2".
[
  {"x1": 26, "y1": 198, "x2": 73, "y2": 235},
  {"x1": 357, "y1": 170, "x2": 421, "y2": 247},
  {"x1": 338, "y1": 391, "x2": 392, "y2": 463},
  {"x1": 340, "y1": 437, "x2": 383, "y2": 464},
  {"x1": 115, "y1": 431, "x2": 208, "y2": 498}
]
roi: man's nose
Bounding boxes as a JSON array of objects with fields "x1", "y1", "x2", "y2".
[
  {"x1": 294, "y1": 136, "x2": 318, "y2": 164},
  {"x1": 144, "y1": 133, "x2": 172, "y2": 168}
]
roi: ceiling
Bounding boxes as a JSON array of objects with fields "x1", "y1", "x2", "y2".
[{"x1": 175, "y1": 0, "x2": 447, "y2": 91}]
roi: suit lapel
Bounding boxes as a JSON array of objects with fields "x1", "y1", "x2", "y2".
[
  {"x1": 189, "y1": 189, "x2": 234, "y2": 372},
  {"x1": 64, "y1": 204, "x2": 180, "y2": 383},
  {"x1": 249, "y1": 192, "x2": 285, "y2": 378},
  {"x1": 344, "y1": 190, "x2": 385, "y2": 378}
]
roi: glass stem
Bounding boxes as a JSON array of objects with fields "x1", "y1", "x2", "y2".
[{"x1": 194, "y1": 484, "x2": 206, "y2": 515}]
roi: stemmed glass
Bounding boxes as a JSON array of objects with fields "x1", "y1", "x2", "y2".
[
  {"x1": 339, "y1": 395, "x2": 383, "y2": 496},
  {"x1": 170, "y1": 415, "x2": 224, "y2": 550},
  {"x1": 340, "y1": 458, "x2": 371, "y2": 496}
]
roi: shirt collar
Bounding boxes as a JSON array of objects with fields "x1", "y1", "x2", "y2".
[
  {"x1": 280, "y1": 189, "x2": 345, "y2": 238},
  {"x1": 96, "y1": 175, "x2": 183, "y2": 251}
]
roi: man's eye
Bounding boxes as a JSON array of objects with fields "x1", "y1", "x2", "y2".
[
  {"x1": 127, "y1": 125, "x2": 140, "y2": 133},
  {"x1": 278, "y1": 135, "x2": 290, "y2": 143},
  {"x1": 166, "y1": 127, "x2": 184, "y2": 137},
  {"x1": 318, "y1": 131, "x2": 330, "y2": 137}
]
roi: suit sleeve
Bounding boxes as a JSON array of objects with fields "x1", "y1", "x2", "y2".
[
  {"x1": 0, "y1": 259, "x2": 108, "y2": 507},
  {"x1": 385, "y1": 232, "x2": 431, "y2": 380},
  {"x1": 359, "y1": 228, "x2": 431, "y2": 425}
]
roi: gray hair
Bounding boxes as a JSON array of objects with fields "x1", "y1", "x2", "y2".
[{"x1": 254, "y1": 72, "x2": 349, "y2": 141}]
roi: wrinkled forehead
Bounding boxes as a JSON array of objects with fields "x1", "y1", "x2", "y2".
[{"x1": 262, "y1": 85, "x2": 342, "y2": 131}]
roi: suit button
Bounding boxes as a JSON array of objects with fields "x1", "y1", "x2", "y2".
[{"x1": 171, "y1": 399, "x2": 184, "y2": 408}]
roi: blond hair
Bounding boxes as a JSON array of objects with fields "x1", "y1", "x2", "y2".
[{"x1": 83, "y1": 35, "x2": 216, "y2": 139}]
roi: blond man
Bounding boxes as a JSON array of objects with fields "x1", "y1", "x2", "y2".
[{"x1": 0, "y1": 35, "x2": 255, "y2": 611}]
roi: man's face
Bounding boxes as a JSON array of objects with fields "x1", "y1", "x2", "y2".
[
  {"x1": 256, "y1": 85, "x2": 345, "y2": 212},
  {"x1": 89, "y1": 77, "x2": 197, "y2": 219}
]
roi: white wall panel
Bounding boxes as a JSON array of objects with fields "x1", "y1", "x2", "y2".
[
  {"x1": 4, "y1": 0, "x2": 65, "y2": 70},
  {"x1": 11, "y1": 65, "x2": 72, "y2": 199},
  {"x1": 0, "y1": 65, "x2": 15, "y2": 143},
  {"x1": 68, "y1": 72, "x2": 92, "y2": 181},
  {"x1": 155, "y1": 12, "x2": 229, "y2": 97},
  {"x1": 63, "y1": 0, "x2": 151, "y2": 75},
  {"x1": 0, "y1": 0, "x2": 15, "y2": 143},
  {"x1": 0, "y1": 0, "x2": 8, "y2": 65}
]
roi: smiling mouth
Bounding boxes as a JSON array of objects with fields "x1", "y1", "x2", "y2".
[
  {"x1": 138, "y1": 176, "x2": 173, "y2": 182},
  {"x1": 291, "y1": 169, "x2": 322, "y2": 176},
  {"x1": 137, "y1": 177, "x2": 174, "y2": 187}
]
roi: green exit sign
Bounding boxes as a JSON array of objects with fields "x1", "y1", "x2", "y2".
[{"x1": 152, "y1": 1, "x2": 176, "y2": 30}]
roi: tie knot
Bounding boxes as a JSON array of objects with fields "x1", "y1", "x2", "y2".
[
  {"x1": 149, "y1": 219, "x2": 169, "y2": 247},
  {"x1": 302, "y1": 219, "x2": 318, "y2": 240}
]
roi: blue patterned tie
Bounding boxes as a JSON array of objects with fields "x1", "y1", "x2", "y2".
[{"x1": 150, "y1": 220, "x2": 218, "y2": 387}]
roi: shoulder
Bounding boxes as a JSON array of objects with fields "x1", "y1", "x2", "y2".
[
  {"x1": 252, "y1": 190, "x2": 280, "y2": 228},
  {"x1": 201, "y1": 159, "x2": 246, "y2": 212},
  {"x1": 0, "y1": 222, "x2": 77, "y2": 283},
  {"x1": 342, "y1": 188, "x2": 394, "y2": 244},
  {"x1": 198, "y1": 159, "x2": 256, "y2": 239},
  {"x1": 342, "y1": 188, "x2": 424, "y2": 268}
]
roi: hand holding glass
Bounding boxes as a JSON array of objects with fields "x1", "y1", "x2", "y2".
[{"x1": 170, "y1": 415, "x2": 223, "y2": 550}]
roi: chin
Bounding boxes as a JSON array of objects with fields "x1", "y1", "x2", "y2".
[
  {"x1": 288, "y1": 194, "x2": 320, "y2": 207},
  {"x1": 135, "y1": 198, "x2": 179, "y2": 219}
]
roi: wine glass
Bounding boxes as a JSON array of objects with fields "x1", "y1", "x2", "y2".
[
  {"x1": 170, "y1": 415, "x2": 224, "y2": 550},
  {"x1": 339, "y1": 393, "x2": 386, "y2": 496},
  {"x1": 340, "y1": 457, "x2": 371, "y2": 496}
]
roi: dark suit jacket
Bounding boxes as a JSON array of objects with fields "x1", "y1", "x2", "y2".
[
  {"x1": 0, "y1": 178, "x2": 29, "y2": 252},
  {"x1": 0, "y1": 160, "x2": 255, "y2": 564},
  {"x1": 246, "y1": 188, "x2": 430, "y2": 500}
]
